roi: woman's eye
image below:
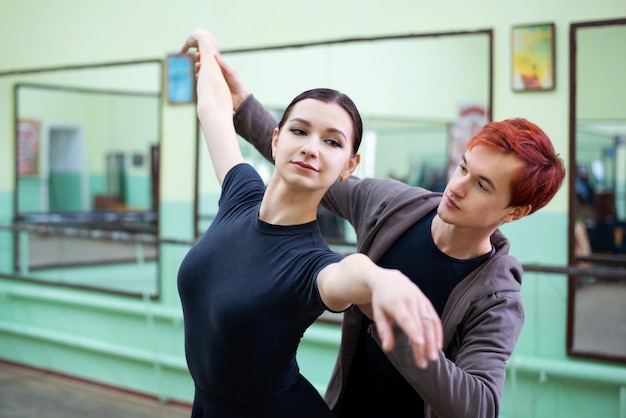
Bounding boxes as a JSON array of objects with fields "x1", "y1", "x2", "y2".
[
  {"x1": 291, "y1": 128, "x2": 306, "y2": 136},
  {"x1": 325, "y1": 139, "x2": 342, "y2": 148}
]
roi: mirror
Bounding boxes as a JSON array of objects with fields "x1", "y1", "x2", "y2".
[
  {"x1": 568, "y1": 19, "x2": 626, "y2": 362},
  {"x1": 6, "y1": 60, "x2": 162, "y2": 297},
  {"x1": 195, "y1": 32, "x2": 493, "y2": 241}
]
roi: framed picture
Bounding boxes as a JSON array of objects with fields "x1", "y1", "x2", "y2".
[
  {"x1": 17, "y1": 119, "x2": 41, "y2": 177},
  {"x1": 447, "y1": 104, "x2": 488, "y2": 180},
  {"x1": 166, "y1": 54, "x2": 196, "y2": 104},
  {"x1": 511, "y1": 23, "x2": 555, "y2": 91}
]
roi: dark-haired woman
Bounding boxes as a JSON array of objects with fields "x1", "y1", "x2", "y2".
[{"x1": 176, "y1": 29, "x2": 442, "y2": 418}]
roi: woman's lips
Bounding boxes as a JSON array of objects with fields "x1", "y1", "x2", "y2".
[{"x1": 292, "y1": 161, "x2": 318, "y2": 172}]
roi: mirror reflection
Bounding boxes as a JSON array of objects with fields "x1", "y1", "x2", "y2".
[
  {"x1": 8, "y1": 61, "x2": 162, "y2": 296},
  {"x1": 570, "y1": 20, "x2": 626, "y2": 362},
  {"x1": 196, "y1": 33, "x2": 492, "y2": 241}
]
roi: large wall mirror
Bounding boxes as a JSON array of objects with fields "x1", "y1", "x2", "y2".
[
  {"x1": 568, "y1": 19, "x2": 626, "y2": 363},
  {"x1": 195, "y1": 31, "x2": 493, "y2": 241},
  {"x1": 6, "y1": 60, "x2": 162, "y2": 297}
]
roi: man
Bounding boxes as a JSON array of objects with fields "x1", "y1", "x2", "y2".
[{"x1": 216, "y1": 55, "x2": 566, "y2": 418}]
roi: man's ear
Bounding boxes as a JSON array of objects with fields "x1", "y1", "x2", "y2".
[{"x1": 504, "y1": 204, "x2": 532, "y2": 223}]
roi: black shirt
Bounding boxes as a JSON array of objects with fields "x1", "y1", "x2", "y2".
[{"x1": 177, "y1": 164, "x2": 342, "y2": 416}]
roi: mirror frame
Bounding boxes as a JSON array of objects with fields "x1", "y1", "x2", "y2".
[
  {"x1": 567, "y1": 17, "x2": 626, "y2": 364},
  {"x1": 7, "y1": 59, "x2": 163, "y2": 298},
  {"x1": 193, "y1": 29, "x2": 494, "y2": 239}
]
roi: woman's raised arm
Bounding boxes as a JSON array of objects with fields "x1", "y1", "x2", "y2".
[{"x1": 180, "y1": 29, "x2": 245, "y2": 185}]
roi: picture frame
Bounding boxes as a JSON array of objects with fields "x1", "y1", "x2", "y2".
[
  {"x1": 166, "y1": 54, "x2": 196, "y2": 104},
  {"x1": 447, "y1": 104, "x2": 488, "y2": 180},
  {"x1": 511, "y1": 23, "x2": 555, "y2": 91},
  {"x1": 17, "y1": 119, "x2": 41, "y2": 177}
]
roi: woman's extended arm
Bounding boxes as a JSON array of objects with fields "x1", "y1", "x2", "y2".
[
  {"x1": 317, "y1": 253, "x2": 442, "y2": 369},
  {"x1": 180, "y1": 29, "x2": 245, "y2": 186}
]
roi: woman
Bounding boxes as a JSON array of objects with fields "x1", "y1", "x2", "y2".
[{"x1": 176, "y1": 29, "x2": 442, "y2": 417}]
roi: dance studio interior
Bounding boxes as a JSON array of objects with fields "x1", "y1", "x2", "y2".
[{"x1": 0, "y1": 1, "x2": 625, "y2": 417}]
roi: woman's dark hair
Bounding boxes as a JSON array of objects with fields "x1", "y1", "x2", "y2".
[{"x1": 277, "y1": 88, "x2": 363, "y2": 155}]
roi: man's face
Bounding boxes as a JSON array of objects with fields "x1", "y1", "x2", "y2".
[{"x1": 437, "y1": 144, "x2": 527, "y2": 230}]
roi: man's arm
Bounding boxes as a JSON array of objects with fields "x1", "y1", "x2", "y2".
[
  {"x1": 216, "y1": 55, "x2": 276, "y2": 163},
  {"x1": 233, "y1": 94, "x2": 276, "y2": 162},
  {"x1": 370, "y1": 292, "x2": 523, "y2": 418}
]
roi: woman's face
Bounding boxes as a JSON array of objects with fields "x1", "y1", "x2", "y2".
[{"x1": 271, "y1": 99, "x2": 359, "y2": 193}]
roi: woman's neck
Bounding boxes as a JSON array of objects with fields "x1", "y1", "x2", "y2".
[{"x1": 259, "y1": 179, "x2": 322, "y2": 225}]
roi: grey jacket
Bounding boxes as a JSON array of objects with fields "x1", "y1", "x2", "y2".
[{"x1": 233, "y1": 95, "x2": 524, "y2": 418}]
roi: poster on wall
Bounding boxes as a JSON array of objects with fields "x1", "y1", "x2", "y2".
[
  {"x1": 511, "y1": 23, "x2": 555, "y2": 91},
  {"x1": 447, "y1": 104, "x2": 487, "y2": 180},
  {"x1": 17, "y1": 119, "x2": 41, "y2": 177},
  {"x1": 167, "y1": 54, "x2": 196, "y2": 104}
]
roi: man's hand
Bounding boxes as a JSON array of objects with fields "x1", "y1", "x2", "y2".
[{"x1": 216, "y1": 55, "x2": 250, "y2": 111}]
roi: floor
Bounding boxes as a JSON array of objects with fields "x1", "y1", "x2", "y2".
[{"x1": 0, "y1": 361, "x2": 191, "y2": 418}]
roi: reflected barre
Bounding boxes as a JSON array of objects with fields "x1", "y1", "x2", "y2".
[
  {"x1": 0, "y1": 221, "x2": 193, "y2": 297},
  {"x1": 523, "y1": 263, "x2": 626, "y2": 280}
]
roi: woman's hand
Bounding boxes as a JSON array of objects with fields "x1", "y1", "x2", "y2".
[
  {"x1": 368, "y1": 269, "x2": 443, "y2": 369},
  {"x1": 318, "y1": 253, "x2": 443, "y2": 369},
  {"x1": 179, "y1": 28, "x2": 244, "y2": 185},
  {"x1": 179, "y1": 28, "x2": 218, "y2": 56}
]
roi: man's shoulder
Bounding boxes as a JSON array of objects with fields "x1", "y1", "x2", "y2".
[{"x1": 357, "y1": 177, "x2": 441, "y2": 203}]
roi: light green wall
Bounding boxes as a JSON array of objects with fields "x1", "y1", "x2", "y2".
[
  {"x1": 1, "y1": 1, "x2": 626, "y2": 416},
  {"x1": 16, "y1": 177, "x2": 41, "y2": 212},
  {"x1": 373, "y1": 124, "x2": 449, "y2": 183}
]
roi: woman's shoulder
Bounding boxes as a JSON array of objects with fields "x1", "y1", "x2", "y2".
[
  {"x1": 220, "y1": 163, "x2": 265, "y2": 204},
  {"x1": 223, "y1": 163, "x2": 262, "y2": 186}
]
